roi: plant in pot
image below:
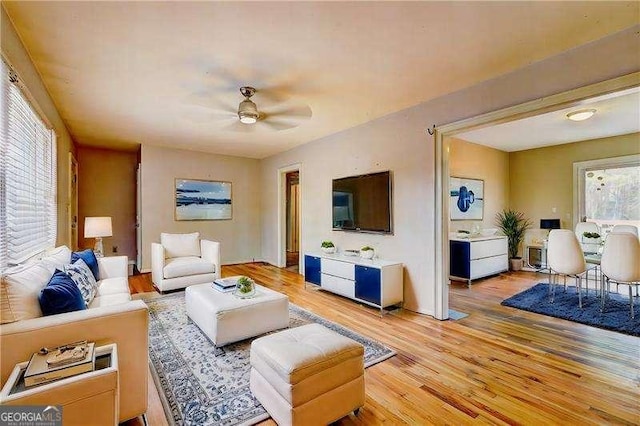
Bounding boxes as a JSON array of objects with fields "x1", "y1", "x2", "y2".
[
  {"x1": 234, "y1": 276, "x2": 256, "y2": 298},
  {"x1": 321, "y1": 241, "x2": 336, "y2": 254},
  {"x1": 495, "y1": 209, "x2": 531, "y2": 271},
  {"x1": 360, "y1": 246, "x2": 375, "y2": 259}
]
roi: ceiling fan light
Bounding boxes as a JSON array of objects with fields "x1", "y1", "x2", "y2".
[
  {"x1": 239, "y1": 114, "x2": 258, "y2": 124},
  {"x1": 238, "y1": 99, "x2": 259, "y2": 124},
  {"x1": 566, "y1": 108, "x2": 596, "y2": 121}
]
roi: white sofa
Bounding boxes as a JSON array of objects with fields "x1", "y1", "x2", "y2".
[
  {"x1": 151, "y1": 232, "x2": 221, "y2": 292},
  {"x1": 0, "y1": 246, "x2": 148, "y2": 423}
]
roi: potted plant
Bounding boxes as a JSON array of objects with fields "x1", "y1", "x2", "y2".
[
  {"x1": 582, "y1": 231, "x2": 601, "y2": 242},
  {"x1": 234, "y1": 276, "x2": 256, "y2": 298},
  {"x1": 321, "y1": 241, "x2": 336, "y2": 254},
  {"x1": 360, "y1": 246, "x2": 375, "y2": 259},
  {"x1": 495, "y1": 209, "x2": 531, "y2": 271}
]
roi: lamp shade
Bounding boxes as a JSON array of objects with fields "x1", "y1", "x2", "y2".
[{"x1": 84, "y1": 217, "x2": 113, "y2": 238}]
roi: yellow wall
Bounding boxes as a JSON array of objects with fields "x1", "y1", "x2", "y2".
[
  {"x1": 449, "y1": 138, "x2": 510, "y2": 231},
  {"x1": 509, "y1": 132, "x2": 640, "y2": 229},
  {"x1": 140, "y1": 145, "x2": 261, "y2": 270},
  {"x1": 78, "y1": 147, "x2": 138, "y2": 259},
  {"x1": 1, "y1": 7, "x2": 76, "y2": 247}
]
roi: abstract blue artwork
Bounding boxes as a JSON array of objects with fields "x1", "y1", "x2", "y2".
[
  {"x1": 175, "y1": 179, "x2": 232, "y2": 221},
  {"x1": 450, "y1": 177, "x2": 484, "y2": 220}
]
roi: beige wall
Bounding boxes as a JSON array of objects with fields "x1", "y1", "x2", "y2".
[
  {"x1": 140, "y1": 145, "x2": 261, "y2": 270},
  {"x1": 77, "y1": 147, "x2": 138, "y2": 259},
  {"x1": 449, "y1": 138, "x2": 510, "y2": 231},
  {"x1": 260, "y1": 26, "x2": 639, "y2": 315},
  {"x1": 510, "y1": 132, "x2": 640, "y2": 230},
  {"x1": 1, "y1": 7, "x2": 76, "y2": 247}
]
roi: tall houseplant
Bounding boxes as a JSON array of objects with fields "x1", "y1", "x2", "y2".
[{"x1": 495, "y1": 209, "x2": 531, "y2": 271}]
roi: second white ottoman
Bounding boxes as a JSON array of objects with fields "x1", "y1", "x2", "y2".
[
  {"x1": 250, "y1": 323, "x2": 365, "y2": 426},
  {"x1": 185, "y1": 283, "x2": 289, "y2": 346}
]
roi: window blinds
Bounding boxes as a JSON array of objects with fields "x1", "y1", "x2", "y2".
[{"x1": 0, "y1": 58, "x2": 57, "y2": 270}]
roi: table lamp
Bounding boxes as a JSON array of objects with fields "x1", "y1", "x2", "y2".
[{"x1": 84, "y1": 217, "x2": 112, "y2": 257}]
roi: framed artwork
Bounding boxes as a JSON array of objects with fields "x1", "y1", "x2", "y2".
[
  {"x1": 450, "y1": 177, "x2": 484, "y2": 220},
  {"x1": 175, "y1": 178, "x2": 232, "y2": 221}
]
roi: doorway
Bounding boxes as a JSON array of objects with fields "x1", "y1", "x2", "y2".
[
  {"x1": 286, "y1": 171, "x2": 300, "y2": 270},
  {"x1": 68, "y1": 152, "x2": 78, "y2": 250},
  {"x1": 434, "y1": 73, "x2": 640, "y2": 320},
  {"x1": 278, "y1": 163, "x2": 302, "y2": 270}
]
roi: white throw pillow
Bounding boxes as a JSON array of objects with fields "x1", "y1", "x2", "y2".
[
  {"x1": 40, "y1": 246, "x2": 72, "y2": 271},
  {"x1": 1, "y1": 262, "x2": 51, "y2": 323},
  {"x1": 64, "y1": 258, "x2": 98, "y2": 306},
  {"x1": 161, "y1": 232, "x2": 201, "y2": 259}
]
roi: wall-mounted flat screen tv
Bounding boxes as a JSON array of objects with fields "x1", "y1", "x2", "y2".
[{"x1": 332, "y1": 171, "x2": 392, "y2": 234}]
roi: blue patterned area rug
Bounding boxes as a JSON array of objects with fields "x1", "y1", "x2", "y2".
[
  {"x1": 144, "y1": 292, "x2": 396, "y2": 426},
  {"x1": 501, "y1": 283, "x2": 640, "y2": 337}
]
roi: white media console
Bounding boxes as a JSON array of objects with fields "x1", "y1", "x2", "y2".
[{"x1": 304, "y1": 252, "x2": 403, "y2": 314}]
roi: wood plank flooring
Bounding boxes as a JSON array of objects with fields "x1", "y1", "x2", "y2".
[{"x1": 124, "y1": 265, "x2": 640, "y2": 426}]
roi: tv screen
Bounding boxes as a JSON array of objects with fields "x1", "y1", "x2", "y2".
[{"x1": 332, "y1": 171, "x2": 392, "y2": 234}]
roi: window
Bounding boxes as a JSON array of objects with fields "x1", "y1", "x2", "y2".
[
  {"x1": 575, "y1": 155, "x2": 640, "y2": 233},
  {"x1": 0, "y1": 58, "x2": 57, "y2": 270}
]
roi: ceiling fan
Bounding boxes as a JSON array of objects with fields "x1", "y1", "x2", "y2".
[{"x1": 208, "y1": 86, "x2": 312, "y2": 132}]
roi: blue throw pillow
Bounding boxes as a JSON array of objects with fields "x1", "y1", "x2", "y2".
[
  {"x1": 39, "y1": 270, "x2": 87, "y2": 316},
  {"x1": 71, "y1": 249, "x2": 100, "y2": 281}
]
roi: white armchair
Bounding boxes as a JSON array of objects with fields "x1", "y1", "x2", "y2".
[{"x1": 151, "y1": 232, "x2": 221, "y2": 292}]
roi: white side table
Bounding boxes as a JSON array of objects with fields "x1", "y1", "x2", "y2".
[{"x1": 0, "y1": 344, "x2": 119, "y2": 426}]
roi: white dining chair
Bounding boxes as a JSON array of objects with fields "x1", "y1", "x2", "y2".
[
  {"x1": 547, "y1": 229, "x2": 588, "y2": 307},
  {"x1": 600, "y1": 232, "x2": 640, "y2": 318},
  {"x1": 610, "y1": 224, "x2": 639, "y2": 237}
]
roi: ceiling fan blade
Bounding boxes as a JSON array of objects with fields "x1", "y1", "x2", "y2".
[
  {"x1": 259, "y1": 119, "x2": 302, "y2": 131},
  {"x1": 184, "y1": 92, "x2": 237, "y2": 113},
  {"x1": 180, "y1": 106, "x2": 237, "y2": 123},
  {"x1": 261, "y1": 104, "x2": 312, "y2": 120},
  {"x1": 222, "y1": 121, "x2": 257, "y2": 133},
  {"x1": 255, "y1": 84, "x2": 294, "y2": 103}
]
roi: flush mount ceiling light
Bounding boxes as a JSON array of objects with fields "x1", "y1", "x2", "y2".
[
  {"x1": 238, "y1": 86, "x2": 259, "y2": 124},
  {"x1": 566, "y1": 108, "x2": 596, "y2": 122}
]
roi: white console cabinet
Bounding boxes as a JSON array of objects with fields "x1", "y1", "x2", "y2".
[
  {"x1": 449, "y1": 236, "x2": 508, "y2": 286},
  {"x1": 304, "y1": 252, "x2": 403, "y2": 313}
]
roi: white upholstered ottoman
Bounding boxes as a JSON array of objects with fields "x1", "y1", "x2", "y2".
[
  {"x1": 250, "y1": 323, "x2": 365, "y2": 426},
  {"x1": 185, "y1": 282, "x2": 289, "y2": 346}
]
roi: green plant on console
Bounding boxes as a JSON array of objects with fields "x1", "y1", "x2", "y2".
[
  {"x1": 236, "y1": 276, "x2": 254, "y2": 294},
  {"x1": 321, "y1": 241, "x2": 335, "y2": 248},
  {"x1": 361, "y1": 246, "x2": 374, "y2": 251},
  {"x1": 495, "y1": 209, "x2": 531, "y2": 259},
  {"x1": 582, "y1": 232, "x2": 601, "y2": 239}
]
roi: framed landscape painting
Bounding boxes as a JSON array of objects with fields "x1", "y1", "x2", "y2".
[
  {"x1": 450, "y1": 177, "x2": 484, "y2": 220},
  {"x1": 175, "y1": 179, "x2": 232, "y2": 221}
]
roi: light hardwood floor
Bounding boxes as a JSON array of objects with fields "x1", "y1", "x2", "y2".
[{"x1": 124, "y1": 265, "x2": 640, "y2": 426}]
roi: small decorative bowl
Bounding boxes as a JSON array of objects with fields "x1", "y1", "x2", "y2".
[
  {"x1": 360, "y1": 249, "x2": 374, "y2": 259},
  {"x1": 321, "y1": 246, "x2": 336, "y2": 254}
]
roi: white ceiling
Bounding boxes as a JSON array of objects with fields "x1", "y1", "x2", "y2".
[
  {"x1": 456, "y1": 88, "x2": 640, "y2": 152},
  {"x1": 3, "y1": 2, "x2": 638, "y2": 158}
]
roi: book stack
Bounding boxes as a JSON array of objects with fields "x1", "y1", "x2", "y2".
[
  {"x1": 24, "y1": 341, "x2": 96, "y2": 387},
  {"x1": 213, "y1": 277, "x2": 238, "y2": 293}
]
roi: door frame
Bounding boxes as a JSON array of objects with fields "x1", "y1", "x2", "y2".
[
  {"x1": 278, "y1": 163, "x2": 302, "y2": 269},
  {"x1": 433, "y1": 72, "x2": 640, "y2": 320}
]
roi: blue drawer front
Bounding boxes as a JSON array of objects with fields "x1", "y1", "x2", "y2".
[
  {"x1": 304, "y1": 255, "x2": 321, "y2": 285},
  {"x1": 355, "y1": 265, "x2": 381, "y2": 305},
  {"x1": 450, "y1": 240, "x2": 470, "y2": 279}
]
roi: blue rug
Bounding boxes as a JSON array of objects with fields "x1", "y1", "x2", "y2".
[
  {"x1": 501, "y1": 283, "x2": 640, "y2": 336},
  {"x1": 144, "y1": 292, "x2": 396, "y2": 425}
]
